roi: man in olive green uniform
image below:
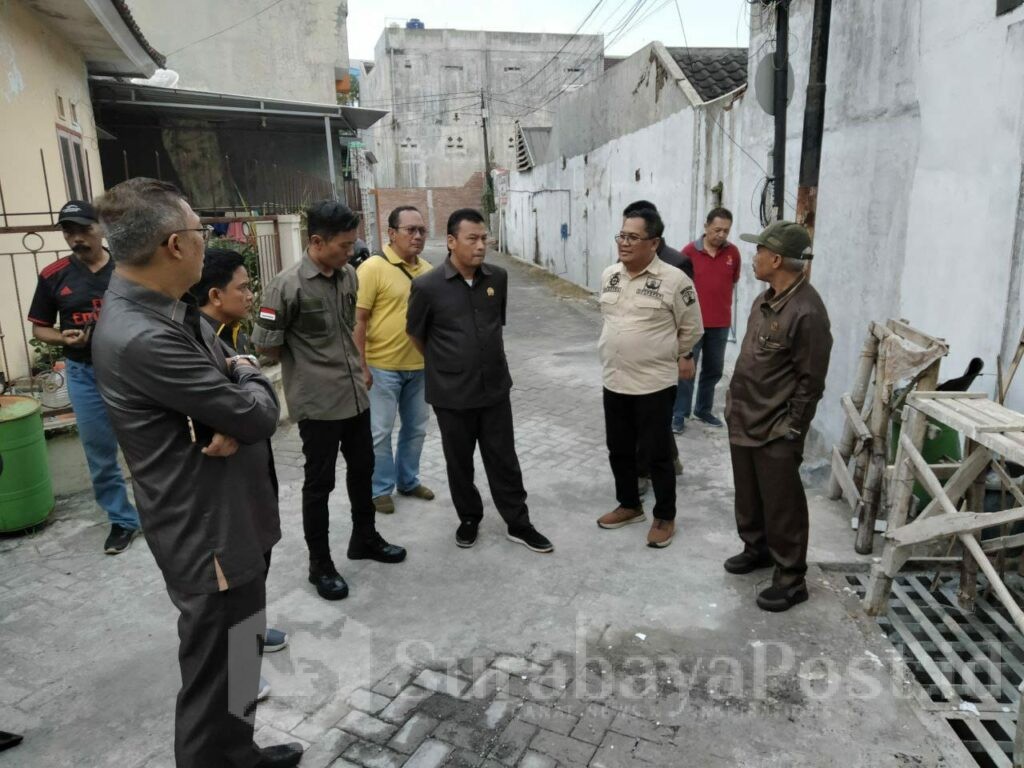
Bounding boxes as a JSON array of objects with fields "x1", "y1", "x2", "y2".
[{"x1": 724, "y1": 221, "x2": 832, "y2": 612}]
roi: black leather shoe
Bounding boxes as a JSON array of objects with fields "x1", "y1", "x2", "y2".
[
  {"x1": 308, "y1": 563, "x2": 349, "y2": 601},
  {"x1": 723, "y1": 550, "x2": 773, "y2": 574},
  {"x1": 256, "y1": 741, "x2": 303, "y2": 767},
  {"x1": 456, "y1": 520, "x2": 479, "y2": 548},
  {"x1": 756, "y1": 582, "x2": 809, "y2": 612},
  {"x1": 347, "y1": 533, "x2": 407, "y2": 564}
]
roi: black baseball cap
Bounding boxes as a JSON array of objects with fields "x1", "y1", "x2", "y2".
[{"x1": 56, "y1": 200, "x2": 97, "y2": 226}]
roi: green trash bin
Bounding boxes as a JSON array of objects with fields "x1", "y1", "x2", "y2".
[
  {"x1": 0, "y1": 395, "x2": 55, "y2": 532},
  {"x1": 891, "y1": 417, "x2": 963, "y2": 507}
]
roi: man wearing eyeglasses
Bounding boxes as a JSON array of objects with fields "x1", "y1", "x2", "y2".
[
  {"x1": 354, "y1": 206, "x2": 435, "y2": 516},
  {"x1": 597, "y1": 208, "x2": 703, "y2": 549},
  {"x1": 26, "y1": 200, "x2": 142, "y2": 555},
  {"x1": 90, "y1": 178, "x2": 302, "y2": 767}
]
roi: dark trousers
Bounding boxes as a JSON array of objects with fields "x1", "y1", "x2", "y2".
[
  {"x1": 675, "y1": 326, "x2": 731, "y2": 421},
  {"x1": 730, "y1": 439, "x2": 809, "y2": 588},
  {"x1": 166, "y1": 574, "x2": 266, "y2": 768},
  {"x1": 433, "y1": 396, "x2": 530, "y2": 530},
  {"x1": 604, "y1": 386, "x2": 677, "y2": 521},
  {"x1": 298, "y1": 411, "x2": 376, "y2": 564}
]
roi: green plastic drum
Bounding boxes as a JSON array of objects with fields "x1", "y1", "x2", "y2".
[{"x1": 0, "y1": 395, "x2": 55, "y2": 532}]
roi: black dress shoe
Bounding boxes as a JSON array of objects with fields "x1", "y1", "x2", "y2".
[
  {"x1": 756, "y1": 582, "x2": 809, "y2": 612},
  {"x1": 256, "y1": 741, "x2": 303, "y2": 767},
  {"x1": 347, "y1": 533, "x2": 407, "y2": 563},
  {"x1": 308, "y1": 564, "x2": 349, "y2": 601},
  {"x1": 456, "y1": 520, "x2": 479, "y2": 548},
  {"x1": 723, "y1": 550, "x2": 773, "y2": 574}
]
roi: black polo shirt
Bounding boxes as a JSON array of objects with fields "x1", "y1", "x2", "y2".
[
  {"x1": 406, "y1": 258, "x2": 513, "y2": 410},
  {"x1": 27, "y1": 252, "x2": 115, "y2": 364}
]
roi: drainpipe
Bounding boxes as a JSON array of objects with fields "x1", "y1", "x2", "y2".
[
  {"x1": 771, "y1": 0, "x2": 790, "y2": 219},
  {"x1": 796, "y1": 0, "x2": 832, "y2": 249}
]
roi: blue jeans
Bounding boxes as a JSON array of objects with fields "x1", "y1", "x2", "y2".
[
  {"x1": 65, "y1": 359, "x2": 140, "y2": 529},
  {"x1": 674, "y1": 326, "x2": 731, "y2": 425},
  {"x1": 368, "y1": 367, "x2": 428, "y2": 498}
]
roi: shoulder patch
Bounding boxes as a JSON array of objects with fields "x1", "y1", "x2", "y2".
[
  {"x1": 40, "y1": 257, "x2": 71, "y2": 279},
  {"x1": 681, "y1": 286, "x2": 697, "y2": 306}
]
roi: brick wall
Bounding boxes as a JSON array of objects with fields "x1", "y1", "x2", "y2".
[{"x1": 373, "y1": 172, "x2": 484, "y2": 245}]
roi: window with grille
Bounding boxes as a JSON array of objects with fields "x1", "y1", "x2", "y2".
[{"x1": 56, "y1": 127, "x2": 90, "y2": 201}]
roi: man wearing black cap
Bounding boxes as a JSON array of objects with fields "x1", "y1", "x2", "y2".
[
  {"x1": 724, "y1": 221, "x2": 832, "y2": 612},
  {"x1": 27, "y1": 200, "x2": 140, "y2": 554}
]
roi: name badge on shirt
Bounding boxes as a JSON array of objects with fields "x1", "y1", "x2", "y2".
[{"x1": 487, "y1": 287, "x2": 495, "y2": 297}]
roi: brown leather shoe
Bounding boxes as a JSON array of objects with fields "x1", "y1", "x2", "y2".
[
  {"x1": 372, "y1": 495, "x2": 395, "y2": 514},
  {"x1": 597, "y1": 506, "x2": 646, "y2": 529},
  {"x1": 398, "y1": 485, "x2": 435, "y2": 500},
  {"x1": 647, "y1": 519, "x2": 675, "y2": 548}
]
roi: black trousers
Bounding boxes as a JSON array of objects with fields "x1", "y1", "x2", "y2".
[
  {"x1": 166, "y1": 574, "x2": 266, "y2": 768},
  {"x1": 298, "y1": 411, "x2": 376, "y2": 563},
  {"x1": 730, "y1": 438, "x2": 809, "y2": 588},
  {"x1": 604, "y1": 386, "x2": 677, "y2": 521},
  {"x1": 433, "y1": 396, "x2": 531, "y2": 530}
]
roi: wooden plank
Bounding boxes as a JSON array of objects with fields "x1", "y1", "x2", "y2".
[
  {"x1": 977, "y1": 423, "x2": 1024, "y2": 433},
  {"x1": 959, "y1": 534, "x2": 1024, "y2": 635},
  {"x1": 890, "y1": 580, "x2": 999, "y2": 705},
  {"x1": 902, "y1": 576, "x2": 1020, "y2": 703},
  {"x1": 841, "y1": 394, "x2": 873, "y2": 441},
  {"x1": 959, "y1": 716, "x2": 1014, "y2": 768},
  {"x1": 991, "y1": 462, "x2": 1024, "y2": 508},
  {"x1": 885, "y1": 608, "x2": 960, "y2": 702},
  {"x1": 830, "y1": 447, "x2": 861, "y2": 510},
  {"x1": 926, "y1": 579, "x2": 1024, "y2": 687},
  {"x1": 915, "y1": 391, "x2": 988, "y2": 400},
  {"x1": 914, "y1": 447, "x2": 991, "y2": 522},
  {"x1": 888, "y1": 319, "x2": 949, "y2": 353},
  {"x1": 871, "y1": 322, "x2": 893, "y2": 341},
  {"x1": 982, "y1": 532, "x2": 1024, "y2": 553},
  {"x1": 888, "y1": 507, "x2": 1024, "y2": 547}
]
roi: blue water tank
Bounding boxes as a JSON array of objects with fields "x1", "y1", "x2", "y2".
[{"x1": 407, "y1": 18, "x2": 425, "y2": 29}]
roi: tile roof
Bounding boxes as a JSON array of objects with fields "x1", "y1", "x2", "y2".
[
  {"x1": 110, "y1": 0, "x2": 167, "y2": 69},
  {"x1": 666, "y1": 47, "x2": 747, "y2": 102}
]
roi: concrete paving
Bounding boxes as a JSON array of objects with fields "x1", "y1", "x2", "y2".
[{"x1": 0, "y1": 246, "x2": 967, "y2": 767}]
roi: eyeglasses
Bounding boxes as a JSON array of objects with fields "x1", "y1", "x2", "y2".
[
  {"x1": 394, "y1": 226, "x2": 427, "y2": 236},
  {"x1": 162, "y1": 225, "x2": 214, "y2": 245},
  {"x1": 614, "y1": 233, "x2": 655, "y2": 245}
]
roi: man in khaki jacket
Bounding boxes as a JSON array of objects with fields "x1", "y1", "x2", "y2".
[{"x1": 596, "y1": 207, "x2": 703, "y2": 548}]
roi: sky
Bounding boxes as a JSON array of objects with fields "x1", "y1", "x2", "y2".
[{"x1": 346, "y1": 0, "x2": 753, "y2": 62}]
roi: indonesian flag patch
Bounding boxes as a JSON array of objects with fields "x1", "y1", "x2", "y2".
[{"x1": 258, "y1": 307, "x2": 277, "y2": 322}]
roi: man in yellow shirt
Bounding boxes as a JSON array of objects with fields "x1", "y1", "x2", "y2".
[{"x1": 355, "y1": 206, "x2": 435, "y2": 514}]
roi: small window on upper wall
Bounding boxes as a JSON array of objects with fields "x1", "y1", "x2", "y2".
[
  {"x1": 56, "y1": 93, "x2": 65, "y2": 119},
  {"x1": 56, "y1": 127, "x2": 90, "y2": 201},
  {"x1": 69, "y1": 101, "x2": 79, "y2": 125},
  {"x1": 997, "y1": 0, "x2": 1023, "y2": 14}
]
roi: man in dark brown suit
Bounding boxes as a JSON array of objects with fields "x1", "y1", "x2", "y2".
[{"x1": 724, "y1": 221, "x2": 832, "y2": 613}]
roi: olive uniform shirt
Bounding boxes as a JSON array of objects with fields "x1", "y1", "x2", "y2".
[
  {"x1": 598, "y1": 256, "x2": 704, "y2": 396},
  {"x1": 251, "y1": 253, "x2": 369, "y2": 422},
  {"x1": 725, "y1": 275, "x2": 832, "y2": 447}
]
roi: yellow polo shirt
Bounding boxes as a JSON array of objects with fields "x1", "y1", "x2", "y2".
[{"x1": 356, "y1": 245, "x2": 432, "y2": 370}]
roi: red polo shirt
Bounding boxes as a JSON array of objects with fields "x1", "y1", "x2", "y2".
[{"x1": 682, "y1": 238, "x2": 741, "y2": 328}]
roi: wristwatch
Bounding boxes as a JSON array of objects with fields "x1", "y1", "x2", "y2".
[{"x1": 228, "y1": 354, "x2": 260, "y2": 374}]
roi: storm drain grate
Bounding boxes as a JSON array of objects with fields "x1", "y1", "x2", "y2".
[{"x1": 846, "y1": 572, "x2": 1024, "y2": 767}]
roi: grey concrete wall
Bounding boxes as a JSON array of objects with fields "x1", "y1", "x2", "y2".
[
  {"x1": 507, "y1": 0, "x2": 1024, "y2": 450},
  {"x1": 128, "y1": 0, "x2": 349, "y2": 104},
  {"x1": 361, "y1": 28, "x2": 604, "y2": 188}
]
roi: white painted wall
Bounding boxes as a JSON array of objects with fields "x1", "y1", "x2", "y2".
[{"x1": 507, "y1": 0, "x2": 1024, "y2": 450}]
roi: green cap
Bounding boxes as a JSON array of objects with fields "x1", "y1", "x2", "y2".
[{"x1": 739, "y1": 220, "x2": 813, "y2": 260}]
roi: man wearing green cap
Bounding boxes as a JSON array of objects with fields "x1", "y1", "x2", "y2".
[{"x1": 724, "y1": 220, "x2": 832, "y2": 612}]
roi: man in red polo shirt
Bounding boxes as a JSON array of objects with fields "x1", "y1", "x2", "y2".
[{"x1": 673, "y1": 207, "x2": 740, "y2": 431}]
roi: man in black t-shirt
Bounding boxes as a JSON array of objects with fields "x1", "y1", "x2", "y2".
[{"x1": 27, "y1": 200, "x2": 140, "y2": 554}]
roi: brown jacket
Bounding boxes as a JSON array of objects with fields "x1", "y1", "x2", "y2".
[{"x1": 726, "y1": 276, "x2": 832, "y2": 447}]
